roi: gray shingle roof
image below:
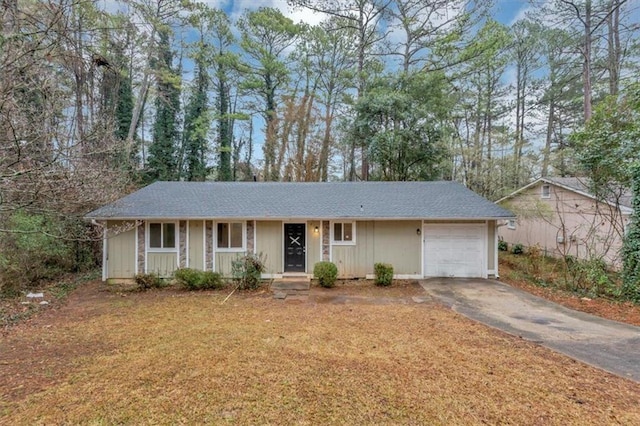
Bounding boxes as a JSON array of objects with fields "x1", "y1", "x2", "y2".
[
  {"x1": 85, "y1": 181, "x2": 514, "y2": 220},
  {"x1": 545, "y1": 177, "x2": 632, "y2": 209}
]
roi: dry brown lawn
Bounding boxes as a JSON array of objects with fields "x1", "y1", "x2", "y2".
[{"x1": 1, "y1": 280, "x2": 640, "y2": 425}]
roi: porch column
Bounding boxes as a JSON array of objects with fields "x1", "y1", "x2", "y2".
[
  {"x1": 322, "y1": 220, "x2": 330, "y2": 261},
  {"x1": 137, "y1": 221, "x2": 145, "y2": 274}
]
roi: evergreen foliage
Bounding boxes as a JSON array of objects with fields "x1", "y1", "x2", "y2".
[
  {"x1": 313, "y1": 261, "x2": 338, "y2": 288},
  {"x1": 373, "y1": 263, "x2": 393, "y2": 286},
  {"x1": 146, "y1": 28, "x2": 181, "y2": 183},
  {"x1": 350, "y1": 72, "x2": 448, "y2": 181},
  {"x1": 182, "y1": 56, "x2": 210, "y2": 181},
  {"x1": 622, "y1": 163, "x2": 640, "y2": 301}
]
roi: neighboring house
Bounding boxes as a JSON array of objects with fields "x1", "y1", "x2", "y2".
[
  {"x1": 85, "y1": 181, "x2": 514, "y2": 281},
  {"x1": 497, "y1": 177, "x2": 632, "y2": 266}
]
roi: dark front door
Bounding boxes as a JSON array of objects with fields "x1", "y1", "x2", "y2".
[{"x1": 284, "y1": 223, "x2": 306, "y2": 272}]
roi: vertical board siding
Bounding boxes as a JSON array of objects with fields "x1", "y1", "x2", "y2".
[
  {"x1": 189, "y1": 221, "x2": 204, "y2": 271},
  {"x1": 106, "y1": 221, "x2": 136, "y2": 279},
  {"x1": 332, "y1": 221, "x2": 421, "y2": 278},
  {"x1": 215, "y1": 252, "x2": 244, "y2": 277},
  {"x1": 373, "y1": 221, "x2": 422, "y2": 275},
  {"x1": 332, "y1": 221, "x2": 374, "y2": 278},
  {"x1": 147, "y1": 253, "x2": 178, "y2": 277},
  {"x1": 307, "y1": 220, "x2": 321, "y2": 273},
  {"x1": 256, "y1": 221, "x2": 283, "y2": 274}
]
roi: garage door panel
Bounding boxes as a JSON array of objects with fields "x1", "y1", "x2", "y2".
[{"x1": 424, "y1": 224, "x2": 485, "y2": 278}]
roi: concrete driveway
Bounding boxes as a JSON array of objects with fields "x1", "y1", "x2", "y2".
[{"x1": 420, "y1": 278, "x2": 640, "y2": 382}]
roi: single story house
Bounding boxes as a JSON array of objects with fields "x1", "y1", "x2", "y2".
[
  {"x1": 85, "y1": 181, "x2": 514, "y2": 281},
  {"x1": 497, "y1": 177, "x2": 632, "y2": 266}
]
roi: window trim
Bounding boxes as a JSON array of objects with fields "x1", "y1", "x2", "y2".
[
  {"x1": 507, "y1": 219, "x2": 516, "y2": 230},
  {"x1": 215, "y1": 221, "x2": 246, "y2": 252},
  {"x1": 331, "y1": 221, "x2": 356, "y2": 245},
  {"x1": 541, "y1": 184, "x2": 551, "y2": 199},
  {"x1": 146, "y1": 221, "x2": 178, "y2": 252}
]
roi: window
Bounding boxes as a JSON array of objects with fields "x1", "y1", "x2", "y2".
[
  {"x1": 332, "y1": 221, "x2": 355, "y2": 244},
  {"x1": 541, "y1": 184, "x2": 551, "y2": 199},
  {"x1": 217, "y1": 222, "x2": 244, "y2": 250},
  {"x1": 149, "y1": 222, "x2": 176, "y2": 249},
  {"x1": 507, "y1": 219, "x2": 516, "y2": 230}
]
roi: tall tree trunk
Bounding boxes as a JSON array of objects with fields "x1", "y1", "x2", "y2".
[
  {"x1": 541, "y1": 97, "x2": 555, "y2": 177},
  {"x1": 607, "y1": 0, "x2": 621, "y2": 96},
  {"x1": 583, "y1": 0, "x2": 593, "y2": 121}
]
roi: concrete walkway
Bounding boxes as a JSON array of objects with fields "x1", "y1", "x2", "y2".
[{"x1": 420, "y1": 278, "x2": 640, "y2": 382}]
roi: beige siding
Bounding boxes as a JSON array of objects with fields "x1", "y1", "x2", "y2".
[
  {"x1": 256, "y1": 221, "x2": 282, "y2": 274},
  {"x1": 488, "y1": 220, "x2": 496, "y2": 271},
  {"x1": 332, "y1": 221, "x2": 373, "y2": 278},
  {"x1": 106, "y1": 221, "x2": 136, "y2": 279},
  {"x1": 332, "y1": 221, "x2": 421, "y2": 278},
  {"x1": 373, "y1": 221, "x2": 421, "y2": 275},
  {"x1": 215, "y1": 252, "x2": 244, "y2": 277},
  {"x1": 499, "y1": 182, "x2": 629, "y2": 266},
  {"x1": 188, "y1": 220, "x2": 204, "y2": 270},
  {"x1": 147, "y1": 252, "x2": 178, "y2": 277},
  {"x1": 307, "y1": 220, "x2": 321, "y2": 273}
]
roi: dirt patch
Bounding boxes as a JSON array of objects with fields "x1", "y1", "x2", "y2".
[
  {"x1": 500, "y1": 258, "x2": 640, "y2": 326},
  {"x1": 311, "y1": 279, "x2": 427, "y2": 304}
]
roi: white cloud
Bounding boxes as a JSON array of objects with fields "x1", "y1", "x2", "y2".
[{"x1": 225, "y1": 0, "x2": 326, "y2": 25}]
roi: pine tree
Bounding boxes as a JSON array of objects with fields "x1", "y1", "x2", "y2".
[
  {"x1": 146, "y1": 28, "x2": 181, "y2": 182},
  {"x1": 182, "y1": 55, "x2": 209, "y2": 181}
]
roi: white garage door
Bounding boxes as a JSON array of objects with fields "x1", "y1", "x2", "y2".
[{"x1": 423, "y1": 224, "x2": 486, "y2": 278}]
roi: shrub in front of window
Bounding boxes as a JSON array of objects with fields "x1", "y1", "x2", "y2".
[
  {"x1": 511, "y1": 243, "x2": 524, "y2": 255},
  {"x1": 314, "y1": 261, "x2": 338, "y2": 288},
  {"x1": 498, "y1": 239, "x2": 508, "y2": 251},
  {"x1": 231, "y1": 253, "x2": 266, "y2": 290},
  {"x1": 201, "y1": 271, "x2": 225, "y2": 289},
  {"x1": 174, "y1": 268, "x2": 224, "y2": 290},
  {"x1": 134, "y1": 273, "x2": 163, "y2": 290}
]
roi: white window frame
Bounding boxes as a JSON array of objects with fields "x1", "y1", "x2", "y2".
[
  {"x1": 147, "y1": 221, "x2": 178, "y2": 252},
  {"x1": 507, "y1": 219, "x2": 516, "y2": 230},
  {"x1": 541, "y1": 184, "x2": 551, "y2": 199},
  {"x1": 331, "y1": 221, "x2": 356, "y2": 245},
  {"x1": 215, "y1": 221, "x2": 246, "y2": 252}
]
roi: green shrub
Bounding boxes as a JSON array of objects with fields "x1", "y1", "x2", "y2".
[
  {"x1": 0, "y1": 211, "x2": 99, "y2": 296},
  {"x1": 174, "y1": 268, "x2": 224, "y2": 290},
  {"x1": 231, "y1": 253, "x2": 266, "y2": 290},
  {"x1": 200, "y1": 271, "x2": 224, "y2": 290},
  {"x1": 511, "y1": 243, "x2": 524, "y2": 255},
  {"x1": 374, "y1": 263, "x2": 393, "y2": 286},
  {"x1": 174, "y1": 268, "x2": 201, "y2": 290},
  {"x1": 314, "y1": 261, "x2": 338, "y2": 288},
  {"x1": 563, "y1": 257, "x2": 617, "y2": 297},
  {"x1": 498, "y1": 239, "x2": 508, "y2": 251},
  {"x1": 134, "y1": 273, "x2": 163, "y2": 290}
]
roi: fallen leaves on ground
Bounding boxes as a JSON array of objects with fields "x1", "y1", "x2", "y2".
[
  {"x1": 1, "y1": 280, "x2": 639, "y2": 424},
  {"x1": 500, "y1": 258, "x2": 640, "y2": 326}
]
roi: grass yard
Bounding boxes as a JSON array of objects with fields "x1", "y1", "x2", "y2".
[{"x1": 2, "y1": 281, "x2": 640, "y2": 425}]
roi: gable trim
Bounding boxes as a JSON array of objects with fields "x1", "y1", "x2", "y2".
[{"x1": 497, "y1": 178, "x2": 632, "y2": 215}]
